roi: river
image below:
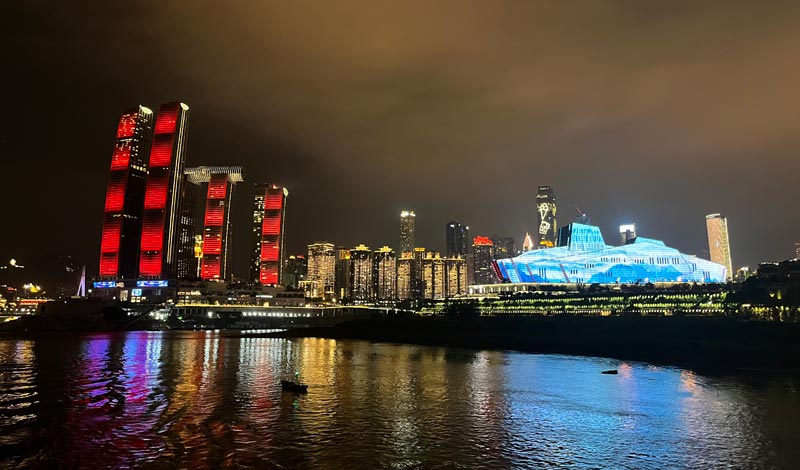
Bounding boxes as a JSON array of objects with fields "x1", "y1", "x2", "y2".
[{"x1": 1, "y1": 331, "x2": 799, "y2": 468}]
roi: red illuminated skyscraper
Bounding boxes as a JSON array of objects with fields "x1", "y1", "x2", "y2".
[
  {"x1": 139, "y1": 102, "x2": 190, "y2": 278},
  {"x1": 250, "y1": 184, "x2": 289, "y2": 285},
  {"x1": 99, "y1": 106, "x2": 153, "y2": 279},
  {"x1": 183, "y1": 167, "x2": 244, "y2": 281}
]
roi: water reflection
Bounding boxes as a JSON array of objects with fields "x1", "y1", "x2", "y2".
[{"x1": 0, "y1": 331, "x2": 799, "y2": 468}]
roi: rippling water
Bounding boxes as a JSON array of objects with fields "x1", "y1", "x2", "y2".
[{"x1": 1, "y1": 331, "x2": 799, "y2": 468}]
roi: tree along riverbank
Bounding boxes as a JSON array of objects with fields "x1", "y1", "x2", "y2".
[{"x1": 248, "y1": 315, "x2": 800, "y2": 373}]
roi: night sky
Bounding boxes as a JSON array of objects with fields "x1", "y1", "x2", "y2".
[{"x1": 3, "y1": 1, "x2": 800, "y2": 283}]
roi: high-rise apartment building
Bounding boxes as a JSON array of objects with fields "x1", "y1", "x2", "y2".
[
  {"x1": 446, "y1": 221, "x2": 469, "y2": 257},
  {"x1": 182, "y1": 167, "x2": 244, "y2": 282},
  {"x1": 400, "y1": 210, "x2": 416, "y2": 255},
  {"x1": 472, "y1": 236, "x2": 497, "y2": 285},
  {"x1": 99, "y1": 106, "x2": 153, "y2": 278},
  {"x1": 397, "y1": 253, "x2": 413, "y2": 300},
  {"x1": 445, "y1": 256, "x2": 467, "y2": 297},
  {"x1": 335, "y1": 247, "x2": 351, "y2": 301},
  {"x1": 706, "y1": 214, "x2": 733, "y2": 281},
  {"x1": 250, "y1": 184, "x2": 288, "y2": 285},
  {"x1": 306, "y1": 242, "x2": 336, "y2": 299},
  {"x1": 422, "y1": 252, "x2": 446, "y2": 300},
  {"x1": 139, "y1": 102, "x2": 190, "y2": 278},
  {"x1": 373, "y1": 246, "x2": 397, "y2": 301},
  {"x1": 349, "y1": 244, "x2": 373, "y2": 302},
  {"x1": 536, "y1": 186, "x2": 557, "y2": 248}
]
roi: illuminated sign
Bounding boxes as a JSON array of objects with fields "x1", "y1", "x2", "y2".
[
  {"x1": 136, "y1": 280, "x2": 169, "y2": 287},
  {"x1": 131, "y1": 288, "x2": 143, "y2": 297},
  {"x1": 93, "y1": 281, "x2": 117, "y2": 288}
]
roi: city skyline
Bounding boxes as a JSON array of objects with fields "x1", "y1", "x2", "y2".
[{"x1": 4, "y1": 1, "x2": 800, "y2": 280}]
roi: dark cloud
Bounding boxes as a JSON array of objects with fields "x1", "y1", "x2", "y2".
[{"x1": 2, "y1": 0, "x2": 799, "y2": 280}]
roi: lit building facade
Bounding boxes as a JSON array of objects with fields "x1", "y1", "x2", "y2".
[
  {"x1": 446, "y1": 221, "x2": 469, "y2": 257},
  {"x1": 139, "y1": 102, "x2": 190, "y2": 278},
  {"x1": 400, "y1": 210, "x2": 416, "y2": 255},
  {"x1": 250, "y1": 184, "x2": 288, "y2": 285},
  {"x1": 99, "y1": 105, "x2": 153, "y2": 279},
  {"x1": 373, "y1": 246, "x2": 397, "y2": 301},
  {"x1": 536, "y1": 186, "x2": 557, "y2": 248},
  {"x1": 795, "y1": 242, "x2": 800, "y2": 260},
  {"x1": 472, "y1": 236, "x2": 497, "y2": 285},
  {"x1": 175, "y1": 172, "x2": 203, "y2": 279},
  {"x1": 706, "y1": 214, "x2": 733, "y2": 281},
  {"x1": 495, "y1": 223, "x2": 726, "y2": 284},
  {"x1": 306, "y1": 242, "x2": 336, "y2": 299},
  {"x1": 193, "y1": 167, "x2": 244, "y2": 281},
  {"x1": 349, "y1": 244, "x2": 373, "y2": 302},
  {"x1": 422, "y1": 252, "x2": 446, "y2": 300},
  {"x1": 445, "y1": 256, "x2": 468, "y2": 297},
  {"x1": 397, "y1": 253, "x2": 413, "y2": 300},
  {"x1": 335, "y1": 247, "x2": 351, "y2": 301}
]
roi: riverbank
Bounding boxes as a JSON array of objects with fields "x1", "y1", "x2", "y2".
[{"x1": 244, "y1": 315, "x2": 800, "y2": 373}]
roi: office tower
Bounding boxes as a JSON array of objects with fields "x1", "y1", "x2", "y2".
[
  {"x1": 250, "y1": 184, "x2": 288, "y2": 285},
  {"x1": 536, "y1": 186, "x2": 557, "y2": 248},
  {"x1": 139, "y1": 102, "x2": 190, "y2": 278},
  {"x1": 706, "y1": 214, "x2": 733, "y2": 281},
  {"x1": 183, "y1": 166, "x2": 244, "y2": 282},
  {"x1": 283, "y1": 255, "x2": 307, "y2": 289},
  {"x1": 175, "y1": 173, "x2": 203, "y2": 279},
  {"x1": 446, "y1": 221, "x2": 469, "y2": 257},
  {"x1": 373, "y1": 246, "x2": 397, "y2": 301},
  {"x1": 349, "y1": 244, "x2": 373, "y2": 302},
  {"x1": 620, "y1": 224, "x2": 637, "y2": 245},
  {"x1": 472, "y1": 236, "x2": 496, "y2": 285},
  {"x1": 522, "y1": 232, "x2": 535, "y2": 252},
  {"x1": 422, "y1": 252, "x2": 445, "y2": 300},
  {"x1": 492, "y1": 236, "x2": 516, "y2": 258},
  {"x1": 306, "y1": 242, "x2": 336, "y2": 299},
  {"x1": 445, "y1": 256, "x2": 467, "y2": 297},
  {"x1": 99, "y1": 106, "x2": 153, "y2": 278},
  {"x1": 400, "y1": 210, "x2": 416, "y2": 255},
  {"x1": 397, "y1": 253, "x2": 413, "y2": 300}
]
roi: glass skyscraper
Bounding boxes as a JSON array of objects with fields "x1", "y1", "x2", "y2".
[
  {"x1": 99, "y1": 105, "x2": 153, "y2": 279},
  {"x1": 446, "y1": 221, "x2": 469, "y2": 257},
  {"x1": 139, "y1": 102, "x2": 190, "y2": 278},
  {"x1": 250, "y1": 184, "x2": 288, "y2": 285}
]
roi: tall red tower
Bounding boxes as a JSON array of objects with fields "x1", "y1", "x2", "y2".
[
  {"x1": 250, "y1": 184, "x2": 288, "y2": 285},
  {"x1": 139, "y1": 102, "x2": 190, "y2": 278},
  {"x1": 185, "y1": 167, "x2": 244, "y2": 281},
  {"x1": 99, "y1": 106, "x2": 153, "y2": 278}
]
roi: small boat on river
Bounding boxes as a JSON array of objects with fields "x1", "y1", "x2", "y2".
[{"x1": 281, "y1": 380, "x2": 308, "y2": 393}]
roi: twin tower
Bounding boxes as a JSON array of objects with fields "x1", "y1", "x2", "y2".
[{"x1": 99, "y1": 102, "x2": 287, "y2": 285}]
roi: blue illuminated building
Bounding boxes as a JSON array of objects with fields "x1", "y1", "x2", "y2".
[{"x1": 494, "y1": 223, "x2": 726, "y2": 284}]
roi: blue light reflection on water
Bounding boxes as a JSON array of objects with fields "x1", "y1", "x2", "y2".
[{"x1": 0, "y1": 331, "x2": 799, "y2": 468}]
